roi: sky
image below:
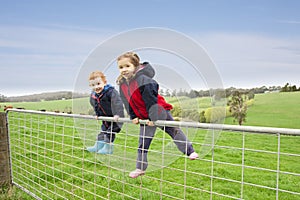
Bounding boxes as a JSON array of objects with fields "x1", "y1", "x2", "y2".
[{"x1": 1, "y1": 0, "x2": 300, "y2": 97}]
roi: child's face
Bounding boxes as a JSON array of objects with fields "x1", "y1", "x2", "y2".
[
  {"x1": 118, "y1": 57, "x2": 136, "y2": 80},
  {"x1": 89, "y1": 77, "x2": 106, "y2": 94}
]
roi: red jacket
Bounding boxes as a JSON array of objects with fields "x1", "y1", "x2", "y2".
[{"x1": 118, "y1": 63, "x2": 172, "y2": 121}]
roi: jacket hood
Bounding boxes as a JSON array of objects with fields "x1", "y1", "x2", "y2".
[
  {"x1": 117, "y1": 62, "x2": 155, "y2": 85},
  {"x1": 135, "y1": 62, "x2": 155, "y2": 78}
]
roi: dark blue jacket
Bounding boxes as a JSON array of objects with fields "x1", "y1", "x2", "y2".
[{"x1": 90, "y1": 84, "x2": 124, "y2": 131}]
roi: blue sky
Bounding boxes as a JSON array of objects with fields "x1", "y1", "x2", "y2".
[{"x1": 1, "y1": 0, "x2": 300, "y2": 96}]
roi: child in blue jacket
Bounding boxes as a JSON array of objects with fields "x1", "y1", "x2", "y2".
[{"x1": 87, "y1": 71, "x2": 124, "y2": 154}]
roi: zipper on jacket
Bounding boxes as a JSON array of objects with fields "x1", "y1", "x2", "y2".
[{"x1": 96, "y1": 93, "x2": 110, "y2": 128}]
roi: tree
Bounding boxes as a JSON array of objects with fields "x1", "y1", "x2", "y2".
[
  {"x1": 159, "y1": 88, "x2": 164, "y2": 96},
  {"x1": 281, "y1": 83, "x2": 290, "y2": 92},
  {"x1": 0, "y1": 94, "x2": 7, "y2": 102},
  {"x1": 165, "y1": 89, "x2": 171, "y2": 97},
  {"x1": 228, "y1": 91, "x2": 248, "y2": 125},
  {"x1": 280, "y1": 83, "x2": 299, "y2": 92},
  {"x1": 177, "y1": 88, "x2": 188, "y2": 96},
  {"x1": 171, "y1": 89, "x2": 177, "y2": 97},
  {"x1": 214, "y1": 89, "x2": 226, "y2": 100},
  {"x1": 247, "y1": 91, "x2": 255, "y2": 100},
  {"x1": 291, "y1": 85, "x2": 297, "y2": 92},
  {"x1": 188, "y1": 90, "x2": 197, "y2": 98}
]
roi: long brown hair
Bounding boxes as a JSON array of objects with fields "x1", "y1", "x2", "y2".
[{"x1": 117, "y1": 52, "x2": 140, "y2": 68}]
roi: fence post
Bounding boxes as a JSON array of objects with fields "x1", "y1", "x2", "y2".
[{"x1": 0, "y1": 112, "x2": 12, "y2": 186}]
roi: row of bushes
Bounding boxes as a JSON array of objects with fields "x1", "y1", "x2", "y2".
[
  {"x1": 86, "y1": 98, "x2": 254, "y2": 123},
  {"x1": 171, "y1": 99, "x2": 254, "y2": 123}
]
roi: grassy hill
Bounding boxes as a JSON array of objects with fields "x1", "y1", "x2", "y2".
[{"x1": 225, "y1": 92, "x2": 300, "y2": 129}]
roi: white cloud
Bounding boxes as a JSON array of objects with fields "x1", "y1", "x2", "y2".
[
  {"x1": 1, "y1": 26, "x2": 300, "y2": 96},
  {"x1": 194, "y1": 32, "x2": 300, "y2": 88},
  {"x1": 0, "y1": 24, "x2": 113, "y2": 96},
  {"x1": 0, "y1": 25, "x2": 110, "y2": 53}
]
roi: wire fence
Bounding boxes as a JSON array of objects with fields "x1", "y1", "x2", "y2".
[{"x1": 4, "y1": 109, "x2": 300, "y2": 199}]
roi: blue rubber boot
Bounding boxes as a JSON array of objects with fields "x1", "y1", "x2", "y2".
[
  {"x1": 98, "y1": 143, "x2": 114, "y2": 154},
  {"x1": 86, "y1": 141, "x2": 105, "y2": 152}
]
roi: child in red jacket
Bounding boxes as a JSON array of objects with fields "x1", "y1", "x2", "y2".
[{"x1": 117, "y1": 52, "x2": 198, "y2": 178}]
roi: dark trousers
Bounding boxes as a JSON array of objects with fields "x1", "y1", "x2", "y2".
[
  {"x1": 136, "y1": 111, "x2": 195, "y2": 171},
  {"x1": 97, "y1": 122, "x2": 121, "y2": 143}
]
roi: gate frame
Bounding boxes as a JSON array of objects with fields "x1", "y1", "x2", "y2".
[{"x1": 0, "y1": 112, "x2": 12, "y2": 187}]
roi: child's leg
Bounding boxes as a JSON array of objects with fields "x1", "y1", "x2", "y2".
[
  {"x1": 159, "y1": 111, "x2": 195, "y2": 156},
  {"x1": 97, "y1": 132, "x2": 105, "y2": 141},
  {"x1": 104, "y1": 129, "x2": 116, "y2": 143},
  {"x1": 103, "y1": 122, "x2": 119, "y2": 143},
  {"x1": 136, "y1": 125, "x2": 157, "y2": 171},
  {"x1": 129, "y1": 125, "x2": 156, "y2": 178},
  {"x1": 98, "y1": 126, "x2": 115, "y2": 154}
]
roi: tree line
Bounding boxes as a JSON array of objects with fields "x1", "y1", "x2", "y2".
[
  {"x1": 280, "y1": 83, "x2": 300, "y2": 92},
  {"x1": 0, "y1": 91, "x2": 88, "y2": 102},
  {"x1": 159, "y1": 85, "x2": 282, "y2": 99},
  {"x1": 0, "y1": 83, "x2": 298, "y2": 103}
]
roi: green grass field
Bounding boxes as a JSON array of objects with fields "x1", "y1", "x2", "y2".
[
  {"x1": 1, "y1": 92, "x2": 300, "y2": 199},
  {"x1": 224, "y1": 92, "x2": 300, "y2": 129},
  {"x1": 2, "y1": 92, "x2": 299, "y2": 128}
]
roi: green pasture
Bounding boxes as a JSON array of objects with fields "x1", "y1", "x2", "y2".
[
  {"x1": 2, "y1": 91, "x2": 300, "y2": 128},
  {"x1": 224, "y1": 92, "x2": 300, "y2": 129},
  {"x1": 0, "y1": 98, "x2": 89, "y2": 114},
  {"x1": 1, "y1": 92, "x2": 300, "y2": 199}
]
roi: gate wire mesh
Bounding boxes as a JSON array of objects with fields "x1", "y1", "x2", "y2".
[{"x1": 6, "y1": 109, "x2": 300, "y2": 200}]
